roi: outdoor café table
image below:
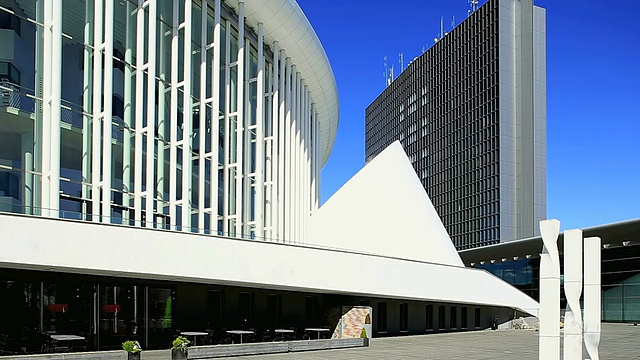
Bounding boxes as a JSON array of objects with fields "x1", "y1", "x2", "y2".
[
  {"x1": 304, "y1": 328, "x2": 330, "y2": 340},
  {"x1": 49, "y1": 335, "x2": 86, "y2": 351},
  {"x1": 180, "y1": 331, "x2": 208, "y2": 346},
  {"x1": 226, "y1": 330, "x2": 254, "y2": 344},
  {"x1": 273, "y1": 329, "x2": 294, "y2": 340}
]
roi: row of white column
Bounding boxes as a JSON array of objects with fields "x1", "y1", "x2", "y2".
[
  {"x1": 539, "y1": 219, "x2": 601, "y2": 360},
  {"x1": 267, "y1": 38, "x2": 319, "y2": 243},
  {"x1": 36, "y1": 0, "x2": 321, "y2": 243}
]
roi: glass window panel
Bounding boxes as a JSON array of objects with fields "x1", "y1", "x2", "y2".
[
  {"x1": 228, "y1": 167, "x2": 236, "y2": 215},
  {"x1": 157, "y1": 18, "x2": 172, "y2": 81},
  {"x1": 178, "y1": 28, "x2": 185, "y2": 83},
  {"x1": 249, "y1": 48, "x2": 258, "y2": 79},
  {"x1": 229, "y1": 116, "x2": 237, "y2": 163},
  {"x1": 248, "y1": 81, "x2": 257, "y2": 126},
  {"x1": 230, "y1": 30, "x2": 238, "y2": 63},
  {"x1": 206, "y1": 7, "x2": 214, "y2": 45},
  {"x1": 229, "y1": 65, "x2": 237, "y2": 113}
]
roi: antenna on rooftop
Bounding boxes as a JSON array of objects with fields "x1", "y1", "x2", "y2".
[
  {"x1": 468, "y1": 0, "x2": 479, "y2": 15},
  {"x1": 399, "y1": 53, "x2": 404, "y2": 72},
  {"x1": 451, "y1": 15, "x2": 456, "y2": 30},
  {"x1": 383, "y1": 56, "x2": 389, "y2": 87},
  {"x1": 440, "y1": 16, "x2": 444, "y2": 39}
]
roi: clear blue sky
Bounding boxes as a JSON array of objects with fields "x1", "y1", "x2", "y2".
[{"x1": 298, "y1": 0, "x2": 640, "y2": 231}]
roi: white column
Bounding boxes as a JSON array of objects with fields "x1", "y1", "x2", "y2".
[
  {"x1": 310, "y1": 105, "x2": 318, "y2": 212},
  {"x1": 298, "y1": 83, "x2": 304, "y2": 243},
  {"x1": 169, "y1": 0, "x2": 179, "y2": 230},
  {"x1": 33, "y1": 0, "x2": 45, "y2": 216},
  {"x1": 303, "y1": 85, "x2": 310, "y2": 242},
  {"x1": 563, "y1": 229, "x2": 583, "y2": 360},
  {"x1": 82, "y1": 0, "x2": 94, "y2": 220},
  {"x1": 291, "y1": 68, "x2": 299, "y2": 243},
  {"x1": 284, "y1": 60, "x2": 292, "y2": 242},
  {"x1": 293, "y1": 75, "x2": 301, "y2": 243},
  {"x1": 197, "y1": 0, "x2": 208, "y2": 234},
  {"x1": 255, "y1": 22, "x2": 265, "y2": 239},
  {"x1": 277, "y1": 51, "x2": 286, "y2": 242},
  {"x1": 102, "y1": 0, "x2": 115, "y2": 223},
  {"x1": 182, "y1": 0, "x2": 193, "y2": 232},
  {"x1": 235, "y1": 2, "x2": 245, "y2": 237},
  {"x1": 133, "y1": 0, "x2": 145, "y2": 227},
  {"x1": 92, "y1": 0, "x2": 104, "y2": 222},
  {"x1": 39, "y1": 0, "x2": 50, "y2": 214},
  {"x1": 156, "y1": 5, "x2": 168, "y2": 230},
  {"x1": 210, "y1": 0, "x2": 221, "y2": 235},
  {"x1": 49, "y1": 0, "x2": 62, "y2": 217},
  {"x1": 269, "y1": 41, "x2": 280, "y2": 241},
  {"x1": 539, "y1": 219, "x2": 561, "y2": 360},
  {"x1": 315, "y1": 108, "x2": 321, "y2": 210},
  {"x1": 584, "y1": 236, "x2": 601, "y2": 360},
  {"x1": 122, "y1": 0, "x2": 134, "y2": 225},
  {"x1": 22, "y1": 133, "x2": 34, "y2": 215},
  {"x1": 222, "y1": 19, "x2": 231, "y2": 236},
  {"x1": 145, "y1": 0, "x2": 158, "y2": 228}
]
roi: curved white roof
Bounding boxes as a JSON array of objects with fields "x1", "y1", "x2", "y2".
[{"x1": 235, "y1": 0, "x2": 339, "y2": 167}]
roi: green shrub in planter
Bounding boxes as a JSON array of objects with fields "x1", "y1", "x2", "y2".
[
  {"x1": 171, "y1": 336, "x2": 190, "y2": 360},
  {"x1": 122, "y1": 340, "x2": 142, "y2": 360}
]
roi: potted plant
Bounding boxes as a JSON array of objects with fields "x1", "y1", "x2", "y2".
[
  {"x1": 122, "y1": 340, "x2": 142, "y2": 360},
  {"x1": 171, "y1": 336, "x2": 190, "y2": 360},
  {"x1": 360, "y1": 328, "x2": 370, "y2": 346}
]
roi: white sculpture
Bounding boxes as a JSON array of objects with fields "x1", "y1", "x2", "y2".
[
  {"x1": 539, "y1": 219, "x2": 561, "y2": 360},
  {"x1": 563, "y1": 229, "x2": 583, "y2": 360},
  {"x1": 584, "y1": 236, "x2": 601, "y2": 360}
]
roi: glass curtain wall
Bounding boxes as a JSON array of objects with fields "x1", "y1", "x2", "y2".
[
  {"x1": 0, "y1": 0, "x2": 43, "y2": 216},
  {"x1": 0, "y1": 0, "x2": 318, "y2": 242}
]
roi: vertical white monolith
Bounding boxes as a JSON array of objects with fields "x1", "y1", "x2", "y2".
[
  {"x1": 584, "y1": 236, "x2": 601, "y2": 360},
  {"x1": 563, "y1": 229, "x2": 583, "y2": 360},
  {"x1": 539, "y1": 219, "x2": 561, "y2": 360}
]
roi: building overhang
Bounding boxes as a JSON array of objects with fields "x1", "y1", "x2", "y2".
[
  {"x1": 459, "y1": 218, "x2": 640, "y2": 265},
  {"x1": 0, "y1": 212, "x2": 538, "y2": 315}
]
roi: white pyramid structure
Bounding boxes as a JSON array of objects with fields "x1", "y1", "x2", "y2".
[{"x1": 308, "y1": 141, "x2": 463, "y2": 266}]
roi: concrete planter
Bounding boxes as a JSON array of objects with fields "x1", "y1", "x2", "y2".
[
  {"x1": 2, "y1": 350, "x2": 127, "y2": 359},
  {"x1": 187, "y1": 338, "x2": 368, "y2": 359},
  {"x1": 126, "y1": 353, "x2": 140, "y2": 360},
  {"x1": 172, "y1": 348, "x2": 188, "y2": 360}
]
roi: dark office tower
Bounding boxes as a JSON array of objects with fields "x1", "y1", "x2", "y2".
[{"x1": 365, "y1": 0, "x2": 546, "y2": 250}]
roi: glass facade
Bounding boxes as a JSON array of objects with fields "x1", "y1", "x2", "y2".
[
  {"x1": 0, "y1": 0, "x2": 322, "y2": 243},
  {"x1": 475, "y1": 258, "x2": 540, "y2": 301},
  {"x1": 471, "y1": 242, "x2": 640, "y2": 323},
  {"x1": 602, "y1": 244, "x2": 640, "y2": 322}
]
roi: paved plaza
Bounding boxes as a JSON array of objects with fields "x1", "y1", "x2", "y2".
[
  {"x1": 189, "y1": 323, "x2": 639, "y2": 360},
  {"x1": 3, "y1": 323, "x2": 636, "y2": 359}
]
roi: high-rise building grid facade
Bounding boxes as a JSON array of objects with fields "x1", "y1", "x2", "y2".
[{"x1": 365, "y1": 0, "x2": 546, "y2": 250}]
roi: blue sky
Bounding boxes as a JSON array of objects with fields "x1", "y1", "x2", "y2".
[{"x1": 297, "y1": 0, "x2": 640, "y2": 231}]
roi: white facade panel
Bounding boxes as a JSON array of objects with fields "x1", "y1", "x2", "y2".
[{"x1": 0, "y1": 212, "x2": 539, "y2": 316}]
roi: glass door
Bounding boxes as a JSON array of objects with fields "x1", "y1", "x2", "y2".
[{"x1": 98, "y1": 285, "x2": 145, "y2": 350}]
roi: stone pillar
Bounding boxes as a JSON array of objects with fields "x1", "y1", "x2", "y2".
[
  {"x1": 584, "y1": 236, "x2": 601, "y2": 360},
  {"x1": 563, "y1": 229, "x2": 583, "y2": 360},
  {"x1": 539, "y1": 219, "x2": 560, "y2": 360}
]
